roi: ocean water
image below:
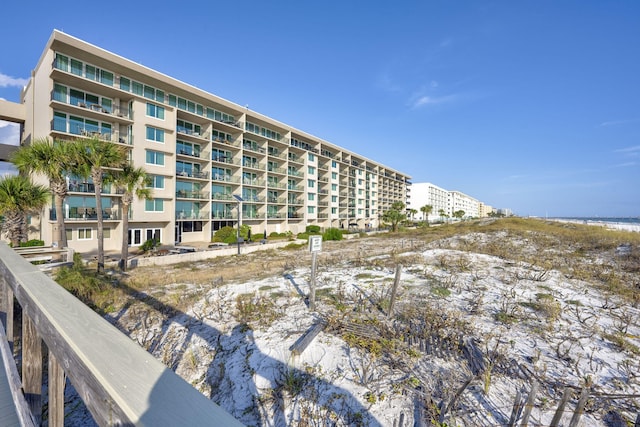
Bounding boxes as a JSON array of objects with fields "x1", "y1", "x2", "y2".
[{"x1": 553, "y1": 217, "x2": 640, "y2": 225}]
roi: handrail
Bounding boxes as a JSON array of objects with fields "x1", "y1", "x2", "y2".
[{"x1": 0, "y1": 243, "x2": 242, "y2": 426}]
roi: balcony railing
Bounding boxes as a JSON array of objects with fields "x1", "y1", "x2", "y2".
[
  {"x1": 211, "y1": 210, "x2": 234, "y2": 219},
  {"x1": 176, "y1": 210, "x2": 210, "y2": 220},
  {"x1": 50, "y1": 207, "x2": 120, "y2": 221},
  {"x1": 177, "y1": 170, "x2": 210, "y2": 179},
  {"x1": 242, "y1": 178, "x2": 264, "y2": 186},
  {"x1": 212, "y1": 193, "x2": 234, "y2": 201},
  {"x1": 267, "y1": 181, "x2": 287, "y2": 190},
  {"x1": 176, "y1": 190, "x2": 209, "y2": 199},
  {"x1": 211, "y1": 175, "x2": 235, "y2": 183},
  {"x1": 177, "y1": 149, "x2": 206, "y2": 159}
]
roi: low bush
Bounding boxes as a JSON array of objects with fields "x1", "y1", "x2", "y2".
[
  {"x1": 20, "y1": 239, "x2": 45, "y2": 247},
  {"x1": 323, "y1": 227, "x2": 343, "y2": 241},
  {"x1": 306, "y1": 225, "x2": 321, "y2": 234}
]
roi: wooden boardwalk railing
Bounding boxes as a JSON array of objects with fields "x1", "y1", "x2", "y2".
[{"x1": 0, "y1": 242, "x2": 243, "y2": 426}]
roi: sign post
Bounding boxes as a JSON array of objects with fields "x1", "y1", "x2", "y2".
[{"x1": 308, "y1": 236, "x2": 322, "y2": 310}]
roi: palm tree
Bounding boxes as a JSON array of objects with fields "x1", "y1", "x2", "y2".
[
  {"x1": 438, "y1": 208, "x2": 448, "y2": 223},
  {"x1": 112, "y1": 164, "x2": 152, "y2": 271},
  {"x1": 73, "y1": 137, "x2": 128, "y2": 272},
  {"x1": 408, "y1": 208, "x2": 418, "y2": 223},
  {"x1": 420, "y1": 204, "x2": 433, "y2": 226},
  {"x1": 382, "y1": 201, "x2": 406, "y2": 232},
  {"x1": 11, "y1": 138, "x2": 77, "y2": 248},
  {"x1": 0, "y1": 175, "x2": 50, "y2": 246}
]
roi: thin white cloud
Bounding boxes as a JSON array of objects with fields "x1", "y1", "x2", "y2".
[
  {"x1": 410, "y1": 93, "x2": 458, "y2": 109},
  {"x1": 599, "y1": 118, "x2": 640, "y2": 127},
  {"x1": 0, "y1": 121, "x2": 20, "y2": 146},
  {"x1": 375, "y1": 71, "x2": 402, "y2": 93},
  {"x1": 0, "y1": 72, "x2": 29, "y2": 88},
  {"x1": 614, "y1": 145, "x2": 640, "y2": 153}
]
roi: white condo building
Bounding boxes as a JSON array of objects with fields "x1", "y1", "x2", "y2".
[
  {"x1": 407, "y1": 182, "x2": 448, "y2": 221},
  {"x1": 0, "y1": 30, "x2": 411, "y2": 252}
]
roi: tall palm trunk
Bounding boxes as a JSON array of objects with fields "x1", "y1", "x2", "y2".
[
  {"x1": 51, "y1": 178, "x2": 68, "y2": 248},
  {"x1": 92, "y1": 171, "x2": 105, "y2": 273},
  {"x1": 120, "y1": 198, "x2": 131, "y2": 271}
]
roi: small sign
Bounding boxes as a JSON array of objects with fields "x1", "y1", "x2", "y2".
[{"x1": 309, "y1": 235, "x2": 322, "y2": 253}]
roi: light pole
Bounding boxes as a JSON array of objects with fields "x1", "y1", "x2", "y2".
[{"x1": 233, "y1": 195, "x2": 244, "y2": 255}]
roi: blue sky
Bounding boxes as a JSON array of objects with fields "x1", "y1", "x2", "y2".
[{"x1": 1, "y1": 1, "x2": 639, "y2": 217}]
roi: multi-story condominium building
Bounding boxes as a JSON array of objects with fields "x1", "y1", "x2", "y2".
[
  {"x1": 4, "y1": 30, "x2": 410, "y2": 252},
  {"x1": 447, "y1": 190, "x2": 479, "y2": 218},
  {"x1": 407, "y1": 182, "x2": 448, "y2": 221},
  {"x1": 478, "y1": 203, "x2": 493, "y2": 218}
]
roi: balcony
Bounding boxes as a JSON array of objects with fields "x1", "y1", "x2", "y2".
[
  {"x1": 177, "y1": 210, "x2": 210, "y2": 220},
  {"x1": 267, "y1": 197, "x2": 287, "y2": 204},
  {"x1": 176, "y1": 190, "x2": 209, "y2": 200},
  {"x1": 212, "y1": 193, "x2": 234, "y2": 201},
  {"x1": 242, "y1": 178, "x2": 264, "y2": 187},
  {"x1": 211, "y1": 210, "x2": 234, "y2": 220},
  {"x1": 177, "y1": 148, "x2": 206, "y2": 159},
  {"x1": 242, "y1": 161, "x2": 264, "y2": 171},
  {"x1": 51, "y1": 207, "x2": 120, "y2": 221},
  {"x1": 177, "y1": 170, "x2": 210, "y2": 180},
  {"x1": 267, "y1": 181, "x2": 287, "y2": 190},
  {"x1": 212, "y1": 174, "x2": 239, "y2": 183},
  {"x1": 267, "y1": 212, "x2": 286, "y2": 219}
]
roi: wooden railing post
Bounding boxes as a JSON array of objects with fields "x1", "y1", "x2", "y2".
[
  {"x1": 568, "y1": 387, "x2": 589, "y2": 427},
  {"x1": 550, "y1": 387, "x2": 572, "y2": 427},
  {"x1": 520, "y1": 380, "x2": 538, "y2": 426},
  {"x1": 388, "y1": 264, "x2": 401, "y2": 318},
  {"x1": 48, "y1": 351, "x2": 66, "y2": 427},
  {"x1": 0, "y1": 277, "x2": 14, "y2": 352},
  {"x1": 22, "y1": 315, "x2": 42, "y2": 424}
]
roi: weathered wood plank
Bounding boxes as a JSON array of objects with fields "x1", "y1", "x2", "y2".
[
  {"x1": 387, "y1": 264, "x2": 401, "y2": 318},
  {"x1": 22, "y1": 315, "x2": 42, "y2": 424},
  {"x1": 48, "y1": 351, "x2": 65, "y2": 427},
  {"x1": 0, "y1": 320, "x2": 36, "y2": 427},
  {"x1": 568, "y1": 388, "x2": 589, "y2": 427},
  {"x1": 0, "y1": 242, "x2": 243, "y2": 426},
  {"x1": 520, "y1": 380, "x2": 538, "y2": 427},
  {"x1": 290, "y1": 320, "x2": 327, "y2": 355},
  {"x1": 550, "y1": 387, "x2": 572, "y2": 427}
]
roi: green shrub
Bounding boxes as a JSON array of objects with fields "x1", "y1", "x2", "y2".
[
  {"x1": 323, "y1": 227, "x2": 343, "y2": 241},
  {"x1": 140, "y1": 238, "x2": 159, "y2": 252},
  {"x1": 305, "y1": 225, "x2": 321, "y2": 234},
  {"x1": 297, "y1": 233, "x2": 309, "y2": 241},
  {"x1": 215, "y1": 224, "x2": 252, "y2": 243},
  {"x1": 20, "y1": 239, "x2": 45, "y2": 247}
]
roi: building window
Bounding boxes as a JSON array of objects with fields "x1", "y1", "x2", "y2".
[
  {"x1": 332, "y1": 172, "x2": 338, "y2": 180},
  {"x1": 146, "y1": 228, "x2": 162, "y2": 242},
  {"x1": 308, "y1": 166, "x2": 315, "y2": 175},
  {"x1": 145, "y1": 150, "x2": 165, "y2": 166},
  {"x1": 308, "y1": 153, "x2": 315, "y2": 162},
  {"x1": 65, "y1": 229, "x2": 73, "y2": 241},
  {"x1": 308, "y1": 206, "x2": 315, "y2": 214},
  {"x1": 331, "y1": 184, "x2": 337, "y2": 191},
  {"x1": 145, "y1": 199, "x2": 164, "y2": 212},
  {"x1": 146, "y1": 126, "x2": 165, "y2": 143},
  {"x1": 148, "y1": 175, "x2": 165, "y2": 189},
  {"x1": 103, "y1": 228, "x2": 111, "y2": 239},
  {"x1": 78, "y1": 228, "x2": 92, "y2": 240},
  {"x1": 332, "y1": 161, "x2": 337, "y2": 168},
  {"x1": 331, "y1": 195, "x2": 337, "y2": 202},
  {"x1": 308, "y1": 193, "x2": 315, "y2": 201},
  {"x1": 146, "y1": 103, "x2": 165, "y2": 120},
  {"x1": 308, "y1": 179, "x2": 315, "y2": 188}
]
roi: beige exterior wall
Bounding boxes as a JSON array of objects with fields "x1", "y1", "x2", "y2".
[{"x1": 19, "y1": 30, "x2": 410, "y2": 252}]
